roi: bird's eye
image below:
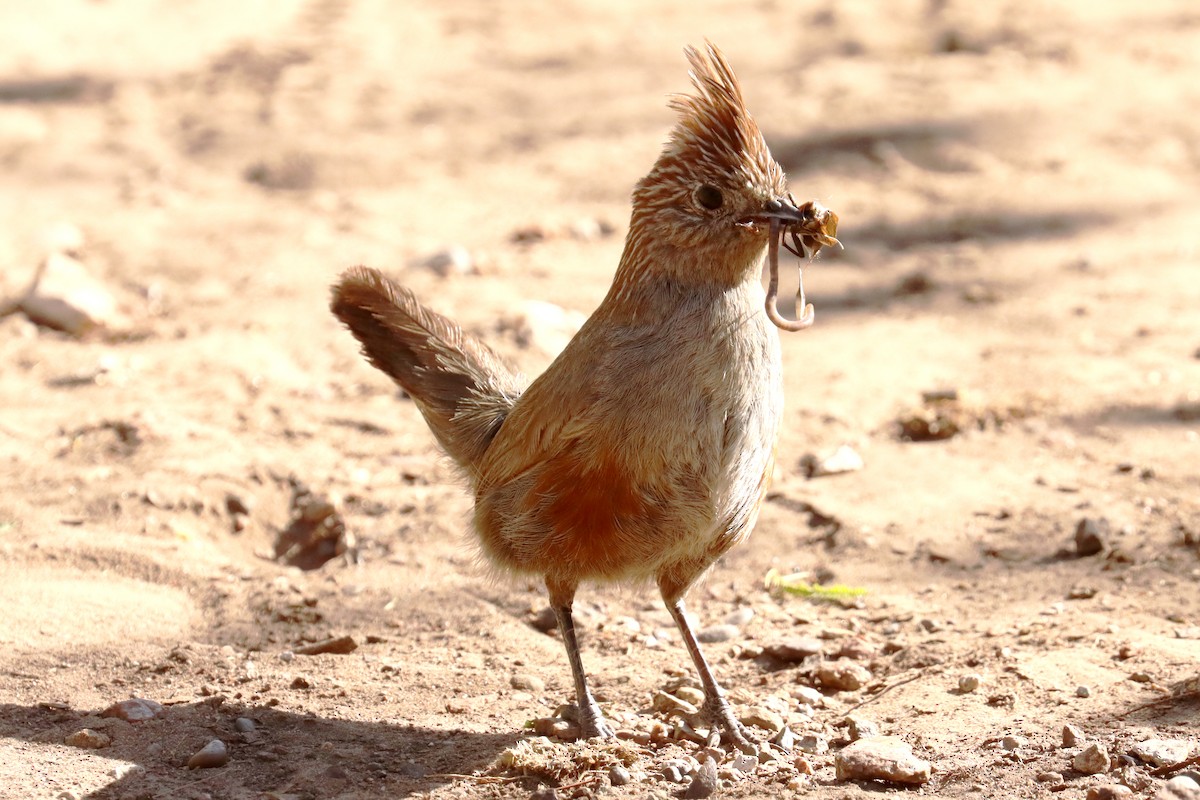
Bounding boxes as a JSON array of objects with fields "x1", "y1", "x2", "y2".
[{"x1": 694, "y1": 184, "x2": 724, "y2": 211}]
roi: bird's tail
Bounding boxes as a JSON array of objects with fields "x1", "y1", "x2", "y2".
[{"x1": 330, "y1": 267, "x2": 524, "y2": 481}]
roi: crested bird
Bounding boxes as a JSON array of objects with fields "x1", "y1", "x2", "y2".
[{"x1": 331, "y1": 43, "x2": 837, "y2": 751}]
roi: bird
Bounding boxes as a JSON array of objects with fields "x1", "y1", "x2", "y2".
[{"x1": 330, "y1": 42, "x2": 838, "y2": 752}]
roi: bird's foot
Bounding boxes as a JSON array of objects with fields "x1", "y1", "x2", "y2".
[
  {"x1": 700, "y1": 696, "x2": 760, "y2": 756},
  {"x1": 577, "y1": 702, "x2": 616, "y2": 740}
]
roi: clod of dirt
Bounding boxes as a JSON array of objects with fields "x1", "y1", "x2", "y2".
[
  {"x1": 834, "y1": 736, "x2": 932, "y2": 785},
  {"x1": 294, "y1": 635, "x2": 357, "y2": 656},
  {"x1": 187, "y1": 738, "x2": 230, "y2": 769},
  {"x1": 763, "y1": 637, "x2": 823, "y2": 663},
  {"x1": 1075, "y1": 517, "x2": 1110, "y2": 557},
  {"x1": 65, "y1": 728, "x2": 111, "y2": 749},
  {"x1": 274, "y1": 480, "x2": 349, "y2": 570},
  {"x1": 100, "y1": 697, "x2": 164, "y2": 722},
  {"x1": 1073, "y1": 742, "x2": 1112, "y2": 774},
  {"x1": 1087, "y1": 785, "x2": 1133, "y2": 799},
  {"x1": 815, "y1": 659, "x2": 873, "y2": 691}
]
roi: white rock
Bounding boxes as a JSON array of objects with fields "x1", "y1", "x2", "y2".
[
  {"x1": 1156, "y1": 776, "x2": 1200, "y2": 800},
  {"x1": 186, "y1": 739, "x2": 229, "y2": 769},
  {"x1": 1073, "y1": 742, "x2": 1111, "y2": 775},
  {"x1": 1132, "y1": 738, "x2": 1193, "y2": 767}
]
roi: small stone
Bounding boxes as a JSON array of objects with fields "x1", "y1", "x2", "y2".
[
  {"x1": 725, "y1": 607, "x2": 755, "y2": 626},
  {"x1": 1037, "y1": 771, "x2": 1064, "y2": 784},
  {"x1": 1001, "y1": 735, "x2": 1027, "y2": 751},
  {"x1": 770, "y1": 726, "x2": 795, "y2": 752},
  {"x1": 294, "y1": 635, "x2": 357, "y2": 656},
  {"x1": 609, "y1": 765, "x2": 631, "y2": 786},
  {"x1": 531, "y1": 717, "x2": 579, "y2": 740},
  {"x1": 792, "y1": 686, "x2": 825, "y2": 707},
  {"x1": 683, "y1": 757, "x2": 718, "y2": 799},
  {"x1": 529, "y1": 789, "x2": 558, "y2": 800},
  {"x1": 764, "y1": 638, "x2": 823, "y2": 662},
  {"x1": 1157, "y1": 776, "x2": 1200, "y2": 800},
  {"x1": 187, "y1": 739, "x2": 229, "y2": 769},
  {"x1": 1131, "y1": 739, "x2": 1193, "y2": 768},
  {"x1": 20, "y1": 251, "x2": 126, "y2": 335},
  {"x1": 1073, "y1": 742, "x2": 1112, "y2": 775},
  {"x1": 65, "y1": 729, "x2": 110, "y2": 749},
  {"x1": 234, "y1": 717, "x2": 256, "y2": 733},
  {"x1": 796, "y1": 734, "x2": 828, "y2": 754},
  {"x1": 740, "y1": 707, "x2": 784, "y2": 733},
  {"x1": 731, "y1": 753, "x2": 757, "y2": 774},
  {"x1": 100, "y1": 698, "x2": 165, "y2": 722},
  {"x1": 1076, "y1": 685, "x2": 1092, "y2": 698},
  {"x1": 652, "y1": 691, "x2": 699, "y2": 715},
  {"x1": 1063, "y1": 724, "x2": 1084, "y2": 747},
  {"x1": 662, "y1": 764, "x2": 684, "y2": 783},
  {"x1": 1075, "y1": 518, "x2": 1110, "y2": 557},
  {"x1": 225, "y1": 492, "x2": 252, "y2": 516},
  {"x1": 510, "y1": 673, "x2": 545, "y2": 693},
  {"x1": 1087, "y1": 786, "x2": 1133, "y2": 800},
  {"x1": 1129, "y1": 672, "x2": 1153, "y2": 683},
  {"x1": 418, "y1": 245, "x2": 474, "y2": 277},
  {"x1": 800, "y1": 444, "x2": 864, "y2": 478},
  {"x1": 834, "y1": 736, "x2": 931, "y2": 785},
  {"x1": 846, "y1": 716, "x2": 881, "y2": 741},
  {"x1": 697, "y1": 624, "x2": 739, "y2": 643},
  {"x1": 675, "y1": 686, "x2": 705, "y2": 706},
  {"x1": 958, "y1": 673, "x2": 982, "y2": 693},
  {"x1": 291, "y1": 676, "x2": 311, "y2": 689},
  {"x1": 816, "y1": 659, "x2": 872, "y2": 691}
]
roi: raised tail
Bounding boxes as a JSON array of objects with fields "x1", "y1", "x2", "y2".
[{"x1": 330, "y1": 267, "x2": 524, "y2": 481}]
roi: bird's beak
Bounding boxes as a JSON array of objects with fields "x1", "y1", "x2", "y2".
[{"x1": 757, "y1": 196, "x2": 808, "y2": 224}]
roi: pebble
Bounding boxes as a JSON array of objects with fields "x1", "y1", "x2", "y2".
[
  {"x1": 187, "y1": 739, "x2": 230, "y2": 769},
  {"x1": 1075, "y1": 517, "x2": 1110, "y2": 556},
  {"x1": 1037, "y1": 771, "x2": 1064, "y2": 784},
  {"x1": 764, "y1": 638, "x2": 823, "y2": 662},
  {"x1": 20, "y1": 251, "x2": 125, "y2": 335},
  {"x1": 529, "y1": 789, "x2": 558, "y2": 800},
  {"x1": 418, "y1": 245, "x2": 474, "y2": 277},
  {"x1": 652, "y1": 691, "x2": 699, "y2": 716},
  {"x1": 770, "y1": 725, "x2": 795, "y2": 751},
  {"x1": 1073, "y1": 742, "x2": 1112, "y2": 775},
  {"x1": 1131, "y1": 739, "x2": 1193, "y2": 767},
  {"x1": 65, "y1": 729, "x2": 111, "y2": 749},
  {"x1": 800, "y1": 444, "x2": 865, "y2": 478},
  {"x1": 731, "y1": 753, "x2": 757, "y2": 774},
  {"x1": 796, "y1": 734, "x2": 828, "y2": 754},
  {"x1": 740, "y1": 707, "x2": 784, "y2": 733},
  {"x1": 683, "y1": 757, "x2": 718, "y2": 799},
  {"x1": 816, "y1": 659, "x2": 873, "y2": 691},
  {"x1": 662, "y1": 764, "x2": 685, "y2": 783},
  {"x1": 834, "y1": 736, "x2": 932, "y2": 785},
  {"x1": 1001, "y1": 735, "x2": 1027, "y2": 751},
  {"x1": 958, "y1": 673, "x2": 982, "y2": 693},
  {"x1": 725, "y1": 607, "x2": 755, "y2": 626},
  {"x1": 675, "y1": 686, "x2": 705, "y2": 706},
  {"x1": 1087, "y1": 786, "x2": 1133, "y2": 800},
  {"x1": 697, "y1": 624, "x2": 740, "y2": 643},
  {"x1": 1076, "y1": 685, "x2": 1092, "y2": 698},
  {"x1": 846, "y1": 715, "x2": 881, "y2": 741},
  {"x1": 100, "y1": 697, "x2": 165, "y2": 722},
  {"x1": 792, "y1": 686, "x2": 825, "y2": 707},
  {"x1": 530, "y1": 717, "x2": 579, "y2": 740},
  {"x1": 1063, "y1": 724, "x2": 1084, "y2": 747},
  {"x1": 608, "y1": 764, "x2": 631, "y2": 786},
  {"x1": 510, "y1": 673, "x2": 545, "y2": 693},
  {"x1": 1156, "y1": 776, "x2": 1200, "y2": 800},
  {"x1": 234, "y1": 717, "x2": 256, "y2": 733}
]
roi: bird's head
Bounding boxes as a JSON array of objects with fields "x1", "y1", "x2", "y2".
[{"x1": 628, "y1": 43, "x2": 818, "y2": 286}]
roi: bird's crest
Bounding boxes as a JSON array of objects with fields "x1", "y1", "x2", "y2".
[{"x1": 657, "y1": 43, "x2": 782, "y2": 191}]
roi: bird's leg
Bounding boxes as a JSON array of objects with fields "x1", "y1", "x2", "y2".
[
  {"x1": 661, "y1": 588, "x2": 758, "y2": 755},
  {"x1": 546, "y1": 576, "x2": 614, "y2": 740}
]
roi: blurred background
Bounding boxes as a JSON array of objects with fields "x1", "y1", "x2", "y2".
[{"x1": 1, "y1": 1, "x2": 1198, "y2": 796}]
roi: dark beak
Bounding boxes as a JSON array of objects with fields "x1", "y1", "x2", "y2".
[{"x1": 758, "y1": 196, "x2": 811, "y2": 224}]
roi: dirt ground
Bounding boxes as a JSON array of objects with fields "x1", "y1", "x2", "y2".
[{"x1": 2, "y1": 1, "x2": 1198, "y2": 798}]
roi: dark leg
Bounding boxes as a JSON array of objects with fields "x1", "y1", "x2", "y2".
[
  {"x1": 661, "y1": 582, "x2": 758, "y2": 754},
  {"x1": 547, "y1": 577, "x2": 614, "y2": 739}
]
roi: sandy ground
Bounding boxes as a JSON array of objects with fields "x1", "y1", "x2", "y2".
[{"x1": 2, "y1": 1, "x2": 1199, "y2": 798}]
